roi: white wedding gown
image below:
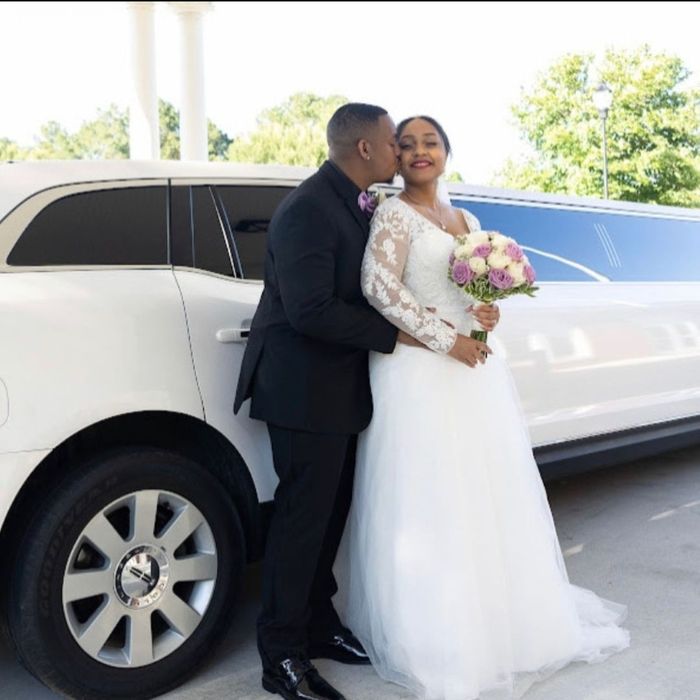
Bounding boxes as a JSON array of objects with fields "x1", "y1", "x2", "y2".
[{"x1": 334, "y1": 197, "x2": 630, "y2": 700}]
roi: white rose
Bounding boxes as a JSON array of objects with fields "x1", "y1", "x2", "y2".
[
  {"x1": 467, "y1": 231, "x2": 490, "y2": 246},
  {"x1": 487, "y1": 252, "x2": 510, "y2": 269},
  {"x1": 507, "y1": 261, "x2": 526, "y2": 286},
  {"x1": 491, "y1": 233, "x2": 511, "y2": 251},
  {"x1": 468, "y1": 257, "x2": 487, "y2": 276},
  {"x1": 455, "y1": 243, "x2": 474, "y2": 259}
]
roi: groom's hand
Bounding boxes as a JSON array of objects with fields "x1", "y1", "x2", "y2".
[
  {"x1": 426, "y1": 306, "x2": 456, "y2": 331},
  {"x1": 397, "y1": 330, "x2": 426, "y2": 348},
  {"x1": 448, "y1": 334, "x2": 492, "y2": 367}
]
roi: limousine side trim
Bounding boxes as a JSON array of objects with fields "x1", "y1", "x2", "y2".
[{"x1": 535, "y1": 414, "x2": 700, "y2": 479}]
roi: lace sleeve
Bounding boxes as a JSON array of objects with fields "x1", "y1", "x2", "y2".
[{"x1": 361, "y1": 203, "x2": 457, "y2": 354}]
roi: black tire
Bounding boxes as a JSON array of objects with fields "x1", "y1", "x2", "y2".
[{"x1": 7, "y1": 447, "x2": 246, "y2": 699}]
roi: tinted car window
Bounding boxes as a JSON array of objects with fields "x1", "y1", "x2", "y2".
[
  {"x1": 191, "y1": 186, "x2": 234, "y2": 277},
  {"x1": 170, "y1": 185, "x2": 194, "y2": 268},
  {"x1": 455, "y1": 199, "x2": 700, "y2": 282},
  {"x1": 455, "y1": 200, "x2": 610, "y2": 281},
  {"x1": 522, "y1": 249, "x2": 603, "y2": 282},
  {"x1": 8, "y1": 186, "x2": 167, "y2": 266},
  {"x1": 601, "y1": 213, "x2": 700, "y2": 282},
  {"x1": 216, "y1": 186, "x2": 293, "y2": 280}
]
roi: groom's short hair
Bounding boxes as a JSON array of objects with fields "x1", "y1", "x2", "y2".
[{"x1": 327, "y1": 103, "x2": 388, "y2": 155}]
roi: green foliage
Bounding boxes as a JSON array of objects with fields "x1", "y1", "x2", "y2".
[
  {"x1": 227, "y1": 92, "x2": 348, "y2": 167},
  {"x1": 159, "y1": 100, "x2": 180, "y2": 160},
  {"x1": 496, "y1": 46, "x2": 700, "y2": 206},
  {"x1": 31, "y1": 120, "x2": 82, "y2": 159},
  {"x1": 157, "y1": 100, "x2": 232, "y2": 160},
  {"x1": 0, "y1": 137, "x2": 29, "y2": 161},
  {"x1": 0, "y1": 100, "x2": 231, "y2": 161},
  {"x1": 207, "y1": 119, "x2": 233, "y2": 161}
]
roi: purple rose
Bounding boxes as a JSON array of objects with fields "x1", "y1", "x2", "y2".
[
  {"x1": 358, "y1": 191, "x2": 378, "y2": 217},
  {"x1": 524, "y1": 264, "x2": 536, "y2": 284},
  {"x1": 488, "y1": 268, "x2": 514, "y2": 290},
  {"x1": 472, "y1": 243, "x2": 492, "y2": 258},
  {"x1": 505, "y1": 243, "x2": 524, "y2": 261},
  {"x1": 449, "y1": 251, "x2": 456, "y2": 265},
  {"x1": 452, "y1": 260, "x2": 474, "y2": 285}
]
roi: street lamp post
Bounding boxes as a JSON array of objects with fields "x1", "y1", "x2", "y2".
[{"x1": 592, "y1": 82, "x2": 613, "y2": 199}]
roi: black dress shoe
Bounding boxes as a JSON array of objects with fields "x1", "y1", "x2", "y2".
[
  {"x1": 308, "y1": 631, "x2": 371, "y2": 665},
  {"x1": 262, "y1": 657, "x2": 346, "y2": 700}
]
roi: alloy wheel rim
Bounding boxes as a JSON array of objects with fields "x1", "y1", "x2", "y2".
[{"x1": 62, "y1": 489, "x2": 218, "y2": 667}]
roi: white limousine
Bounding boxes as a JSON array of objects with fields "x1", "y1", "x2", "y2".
[{"x1": 1, "y1": 160, "x2": 699, "y2": 698}]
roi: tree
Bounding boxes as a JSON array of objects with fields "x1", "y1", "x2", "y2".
[
  {"x1": 157, "y1": 100, "x2": 232, "y2": 160},
  {"x1": 30, "y1": 121, "x2": 82, "y2": 159},
  {"x1": 159, "y1": 100, "x2": 180, "y2": 160},
  {"x1": 496, "y1": 46, "x2": 700, "y2": 206},
  {"x1": 227, "y1": 92, "x2": 348, "y2": 167},
  {"x1": 0, "y1": 101, "x2": 231, "y2": 161},
  {"x1": 0, "y1": 137, "x2": 29, "y2": 161}
]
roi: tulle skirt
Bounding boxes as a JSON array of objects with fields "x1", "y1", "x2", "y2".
[{"x1": 335, "y1": 344, "x2": 629, "y2": 699}]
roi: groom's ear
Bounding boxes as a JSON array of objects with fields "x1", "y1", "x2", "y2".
[{"x1": 357, "y1": 139, "x2": 371, "y2": 162}]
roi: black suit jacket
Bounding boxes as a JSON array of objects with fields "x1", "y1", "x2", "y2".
[{"x1": 234, "y1": 161, "x2": 398, "y2": 434}]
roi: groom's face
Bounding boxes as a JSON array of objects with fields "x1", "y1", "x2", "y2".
[{"x1": 367, "y1": 115, "x2": 399, "y2": 185}]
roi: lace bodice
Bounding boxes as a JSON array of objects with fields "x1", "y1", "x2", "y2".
[{"x1": 361, "y1": 196, "x2": 480, "y2": 353}]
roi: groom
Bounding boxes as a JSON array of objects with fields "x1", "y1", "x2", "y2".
[{"x1": 234, "y1": 103, "x2": 402, "y2": 700}]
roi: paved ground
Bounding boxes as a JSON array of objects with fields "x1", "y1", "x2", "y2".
[{"x1": 3, "y1": 446, "x2": 700, "y2": 699}]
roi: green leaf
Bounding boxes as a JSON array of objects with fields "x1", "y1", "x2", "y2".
[
  {"x1": 494, "y1": 45, "x2": 700, "y2": 207},
  {"x1": 226, "y1": 92, "x2": 349, "y2": 167}
]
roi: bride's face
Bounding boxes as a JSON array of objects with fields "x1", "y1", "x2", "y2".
[{"x1": 397, "y1": 119, "x2": 447, "y2": 186}]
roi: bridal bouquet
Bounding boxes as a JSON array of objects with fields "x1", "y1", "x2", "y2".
[{"x1": 448, "y1": 231, "x2": 538, "y2": 344}]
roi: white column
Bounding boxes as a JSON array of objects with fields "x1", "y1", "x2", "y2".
[
  {"x1": 169, "y1": 2, "x2": 213, "y2": 161},
  {"x1": 127, "y1": 2, "x2": 160, "y2": 160}
]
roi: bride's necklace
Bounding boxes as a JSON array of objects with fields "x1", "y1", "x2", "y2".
[{"x1": 403, "y1": 190, "x2": 448, "y2": 231}]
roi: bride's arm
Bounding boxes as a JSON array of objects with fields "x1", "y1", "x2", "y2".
[{"x1": 361, "y1": 204, "x2": 457, "y2": 354}]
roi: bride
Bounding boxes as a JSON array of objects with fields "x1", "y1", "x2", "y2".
[{"x1": 336, "y1": 116, "x2": 630, "y2": 700}]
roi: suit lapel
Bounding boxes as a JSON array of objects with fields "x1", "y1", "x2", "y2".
[
  {"x1": 344, "y1": 197, "x2": 370, "y2": 237},
  {"x1": 319, "y1": 161, "x2": 370, "y2": 238}
]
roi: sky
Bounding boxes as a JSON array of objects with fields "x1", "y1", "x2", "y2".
[{"x1": 1, "y1": 1, "x2": 698, "y2": 183}]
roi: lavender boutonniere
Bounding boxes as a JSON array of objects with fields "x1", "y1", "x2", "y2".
[{"x1": 357, "y1": 189, "x2": 386, "y2": 218}]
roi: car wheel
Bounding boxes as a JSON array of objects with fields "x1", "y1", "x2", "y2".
[{"x1": 8, "y1": 447, "x2": 246, "y2": 699}]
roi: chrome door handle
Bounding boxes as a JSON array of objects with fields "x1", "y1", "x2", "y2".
[{"x1": 216, "y1": 328, "x2": 250, "y2": 343}]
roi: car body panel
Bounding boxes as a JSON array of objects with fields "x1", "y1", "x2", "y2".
[
  {"x1": 0, "y1": 270, "x2": 203, "y2": 452},
  {"x1": 173, "y1": 269, "x2": 276, "y2": 500}
]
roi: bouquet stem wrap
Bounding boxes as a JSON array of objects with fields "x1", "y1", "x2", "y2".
[{"x1": 470, "y1": 316, "x2": 489, "y2": 345}]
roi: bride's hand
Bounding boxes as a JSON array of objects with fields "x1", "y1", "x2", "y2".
[
  {"x1": 448, "y1": 334, "x2": 492, "y2": 368},
  {"x1": 469, "y1": 303, "x2": 500, "y2": 332}
]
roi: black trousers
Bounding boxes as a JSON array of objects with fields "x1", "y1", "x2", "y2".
[{"x1": 257, "y1": 425, "x2": 357, "y2": 669}]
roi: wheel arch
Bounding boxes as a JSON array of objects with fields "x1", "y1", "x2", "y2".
[{"x1": 0, "y1": 410, "x2": 266, "y2": 572}]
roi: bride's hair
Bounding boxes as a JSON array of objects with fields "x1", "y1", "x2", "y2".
[{"x1": 396, "y1": 115, "x2": 451, "y2": 156}]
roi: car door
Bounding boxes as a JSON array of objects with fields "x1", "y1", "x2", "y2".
[{"x1": 171, "y1": 181, "x2": 293, "y2": 502}]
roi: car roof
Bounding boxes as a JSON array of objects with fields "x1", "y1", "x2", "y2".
[
  {"x1": 445, "y1": 181, "x2": 700, "y2": 220},
  {"x1": 0, "y1": 160, "x2": 316, "y2": 221},
  {"x1": 1, "y1": 159, "x2": 699, "y2": 222}
]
